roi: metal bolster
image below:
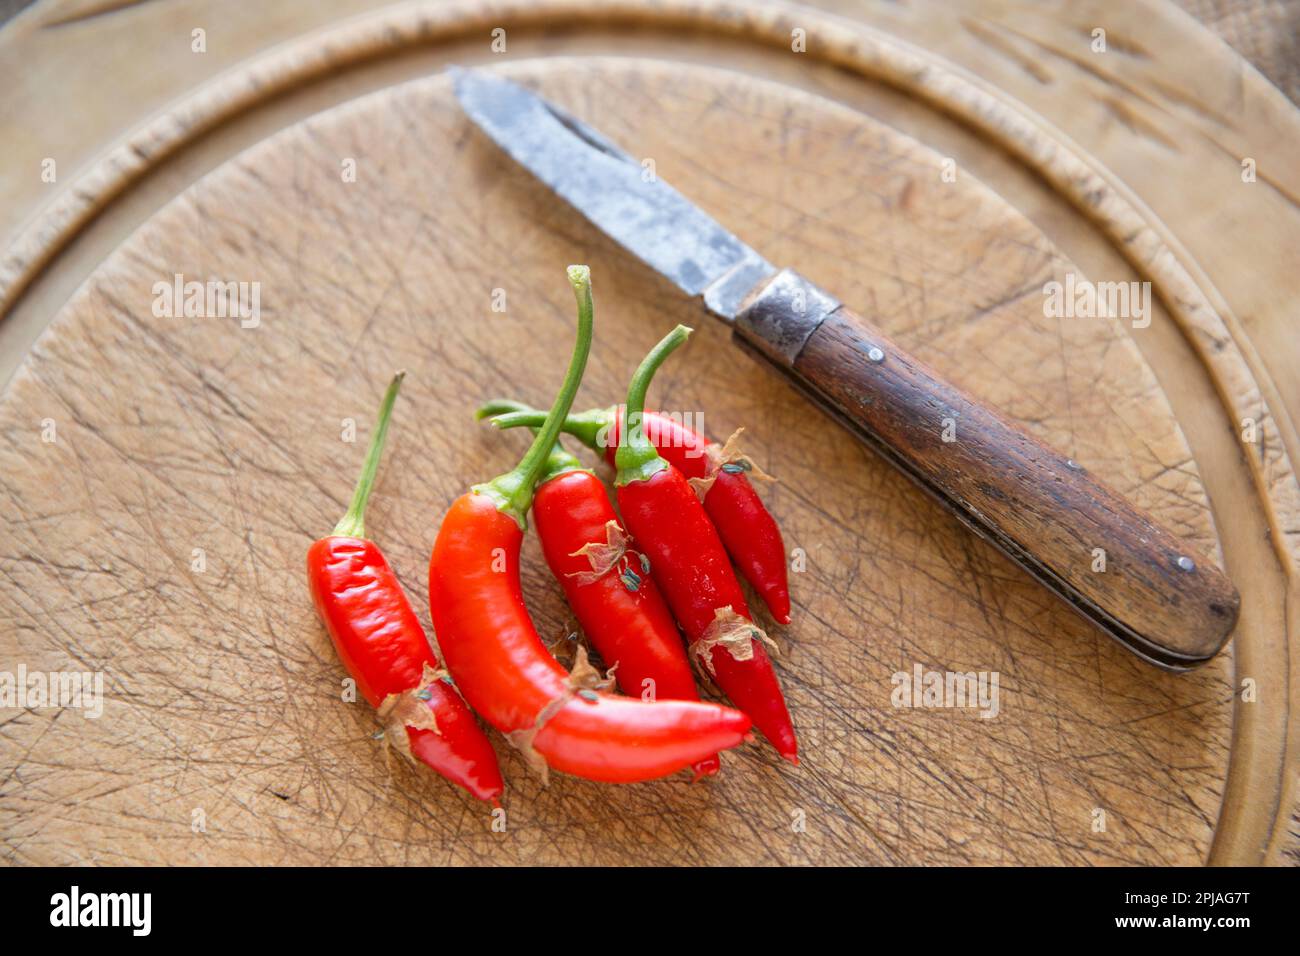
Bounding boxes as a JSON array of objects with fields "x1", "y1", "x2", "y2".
[
  {"x1": 701, "y1": 251, "x2": 776, "y2": 321},
  {"x1": 732, "y1": 268, "x2": 841, "y2": 367}
]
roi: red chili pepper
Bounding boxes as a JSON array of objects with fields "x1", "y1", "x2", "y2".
[
  {"x1": 607, "y1": 327, "x2": 798, "y2": 763},
  {"x1": 482, "y1": 404, "x2": 792, "y2": 624},
  {"x1": 428, "y1": 268, "x2": 751, "y2": 783},
  {"x1": 308, "y1": 372, "x2": 504, "y2": 803},
  {"x1": 475, "y1": 401, "x2": 721, "y2": 779}
]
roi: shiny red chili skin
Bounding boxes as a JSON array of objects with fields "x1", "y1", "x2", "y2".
[
  {"x1": 308, "y1": 535, "x2": 504, "y2": 802},
  {"x1": 428, "y1": 493, "x2": 752, "y2": 783},
  {"x1": 602, "y1": 409, "x2": 791, "y2": 625},
  {"x1": 533, "y1": 470, "x2": 720, "y2": 777},
  {"x1": 616, "y1": 466, "x2": 798, "y2": 762}
]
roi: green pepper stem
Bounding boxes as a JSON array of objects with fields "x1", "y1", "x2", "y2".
[
  {"x1": 333, "y1": 371, "x2": 405, "y2": 538},
  {"x1": 535, "y1": 438, "x2": 586, "y2": 486},
  {"x1": 473, "y1": 400, "x2": 586, "y2": 485},
  {"x1": 614, "y1": 325, "x2": 691, "y2": 485},
  {"x1": 474, "y1": 399, "x2": 531, "y2": 421},
  {"x1": 475, "y1": 266, "x2": 594, "y2": 526},
  {"x1": 479, "y1": 402, "x2": 609, "y2": 451}
]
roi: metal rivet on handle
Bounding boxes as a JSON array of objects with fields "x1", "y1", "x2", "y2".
[
  {"x1": 1066, "y1": 459, "x2": 1083, "y2": 471},
  {"x1": 867, "y1": 346, "x2": 885, "y2": 363},
  {"x1": 1176, "y1": 555, "x2": 1195, "y2": 572}
]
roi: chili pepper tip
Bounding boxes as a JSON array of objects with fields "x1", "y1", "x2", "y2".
[{"x1": 690, "y1": 757, "x2": 722, "y2": 782}]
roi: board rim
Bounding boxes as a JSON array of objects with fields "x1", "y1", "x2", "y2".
[{"x1": 0, "y1": 0, "x2": 1294, "y2": 865}]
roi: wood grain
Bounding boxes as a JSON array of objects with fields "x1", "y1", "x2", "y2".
[
  {"x1": 746, "y1": 301, "x2": 1240, "y2": 667},
  {"x1": 0, "y1": 60, "x2": 1240, "y2": 865}
]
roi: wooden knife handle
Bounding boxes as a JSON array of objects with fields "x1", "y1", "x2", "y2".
[{"x1": 732, "y1": 270, "x2": 1239, "y2": 669}]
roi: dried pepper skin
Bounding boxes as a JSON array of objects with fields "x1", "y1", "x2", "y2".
[
  {"x1": 428, "y1": 492, "x2": 749, "y2": 782},
  {"x1": 485, "y1": 404, "x2": 793, "y2": 624},
  {"x1": 535, "y1": 471, "x2": 699, "y2": 703},
  {"x1": 611, "y1": 327, "x2": 798, "y2": 764},
  {"x1": 309, "y1": 535, "x2": 504, "y2": 801},
  {"x1": 307, "y1": 372, "x2": 503, "y2": 803},
  {"x1": 601, "y1": 408, "x2": 791, "y2": 625},
  {"x1": 617, "y1": 465, "x2": 798, "y2": 763},
  {"x1": 533, "y1": 467, "x2": 722, "y2": 778},
  {"x1": 428, "y1": 268, "x2": 749, "y2": 785}
]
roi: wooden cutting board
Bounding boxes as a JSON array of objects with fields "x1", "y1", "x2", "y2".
[{"x1": 1, "y1": 0, "x2": 1296, "y2": 867}]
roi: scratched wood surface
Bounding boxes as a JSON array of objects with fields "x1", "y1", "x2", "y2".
[{"x1": 0, "y1": 58, "x2": 1243, "y2": 865}]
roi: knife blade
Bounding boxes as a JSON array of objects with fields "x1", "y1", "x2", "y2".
[{"x1": 451, "y1": 66, "x2": 1240, "y2": 670}]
